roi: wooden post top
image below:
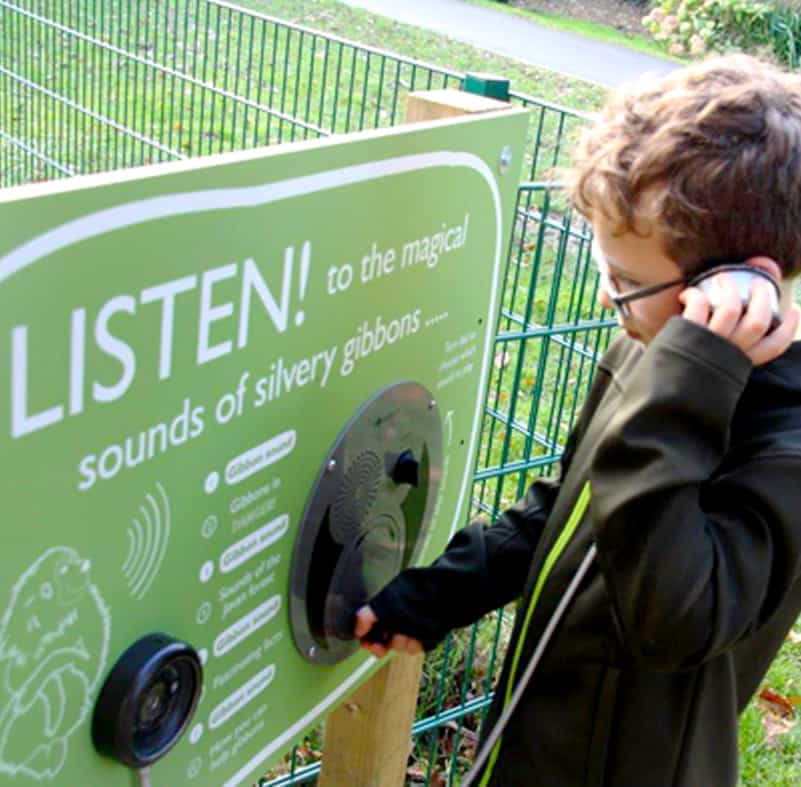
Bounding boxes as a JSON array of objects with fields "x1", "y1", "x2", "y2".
[{"x1": 405, "y1": 89, "x2": 512, "y2": 124}]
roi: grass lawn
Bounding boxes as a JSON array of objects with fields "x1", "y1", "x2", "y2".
[
  {"x1": 1, "y1": 0, "x2": 601, "y2": 187},
  {"x1": 235, "y1": 0, "x2": 606, "y2": 114},
  {"x1": 739, "y1": 624, "x2": 801, "y2": 785}
]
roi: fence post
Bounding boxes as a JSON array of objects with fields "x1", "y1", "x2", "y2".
[{"x1": 318, "y1": 88, "x2": 511, "y2": 787}]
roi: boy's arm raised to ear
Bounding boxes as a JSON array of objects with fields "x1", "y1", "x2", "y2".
[{"x1": 590, "y1": 315, "x2": 801, "y2": 671}]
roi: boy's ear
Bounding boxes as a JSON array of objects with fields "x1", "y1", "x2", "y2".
[{"x1": 746, "y1": 256, "x2": 783, "y2": 283}]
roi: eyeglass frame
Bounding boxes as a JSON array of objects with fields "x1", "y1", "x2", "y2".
[{"x1": 591, "y1": 239, "x2": 694, "y2": 320}]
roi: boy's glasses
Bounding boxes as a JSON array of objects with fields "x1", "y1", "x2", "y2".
[{"x1": 591, "y1": 240, "x2": 693, "y2": 319}]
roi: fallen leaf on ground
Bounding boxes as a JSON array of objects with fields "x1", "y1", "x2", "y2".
[
  {"x1": 761, "y1": 711, "x2": 796, "y2": 749},
  {"x1": 759, "y1": 687, "x2": 796, "y2": 718},
  {"x1": 759, "y1": 687, "x2": 799, "y2": 749},
  {"x1": 444, "y1": 720, "x2": 479, "y2": 745}
]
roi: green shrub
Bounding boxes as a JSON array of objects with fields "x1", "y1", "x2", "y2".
[
  {"x1": 643, "y1": 0, "x2": 801, "y2": 65},
  {"x1": 642, "y1": 0, "x2": 772, "y2": 57},
  {"x1": 769, "y1": 2, "x2": 801, "y2": 67}
]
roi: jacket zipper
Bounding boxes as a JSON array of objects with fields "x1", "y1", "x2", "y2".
[{"x1": 478, "y1": 481, "x2": 592, "y2": 787}]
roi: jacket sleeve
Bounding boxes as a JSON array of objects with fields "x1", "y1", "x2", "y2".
[
  {"x1": 590, "y1": 316, "x2": 801, "y2": 671},
  {"x1": 369, "y1": 476, "x2": 560, "y2": 647},
  {"x1": 368, "y1": 356, "x2": 615, "y2": 647}
]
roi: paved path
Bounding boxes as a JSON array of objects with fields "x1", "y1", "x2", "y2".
[{"x1": 341, "y1": 0, "x2": 678, "y2": 88}]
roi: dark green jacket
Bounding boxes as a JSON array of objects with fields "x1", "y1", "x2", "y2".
[{"x1": 370, "y1": 317, "x2": 801, "y2": 786}]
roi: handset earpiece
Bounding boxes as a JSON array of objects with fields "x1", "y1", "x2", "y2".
[{"x1": 688, "y1": 263, "x2": 782, "y2": 331}]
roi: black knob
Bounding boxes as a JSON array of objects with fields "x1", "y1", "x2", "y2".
[{"x1": 391, "y1": 450, "x2": 419, "y2": 487}]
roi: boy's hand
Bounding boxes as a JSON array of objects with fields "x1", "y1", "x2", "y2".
[
  {"x1": 678, "y1": 262, "x2": 800, "y2": 365},
  {"x1": 354, "y1": 605, "x2": 424, "y2": 658}
]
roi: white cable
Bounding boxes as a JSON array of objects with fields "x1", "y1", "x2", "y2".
[{"x1": 461, "y1": 544, "x2": 599, "y2": 787}]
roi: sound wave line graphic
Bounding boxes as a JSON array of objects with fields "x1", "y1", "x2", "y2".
[{"x1": 121, "y1": 483, "x2": 171, "y2": 601}]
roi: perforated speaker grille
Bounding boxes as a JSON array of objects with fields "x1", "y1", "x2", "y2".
[{"x1": 330, "y1": 449, "x2": 381, "y2": 543}]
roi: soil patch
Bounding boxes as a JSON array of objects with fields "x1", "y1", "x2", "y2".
[{"x1": 510, "y1": 0, "x2": 649, "y2": 37}]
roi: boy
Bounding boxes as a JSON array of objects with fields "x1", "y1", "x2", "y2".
[{"x1": 355, "y1": 55, "x2": 801, "y2": 786}]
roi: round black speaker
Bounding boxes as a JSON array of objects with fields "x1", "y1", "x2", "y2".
[{"x1": 92, "y1": 633, "x2": 202, "y2": 769}]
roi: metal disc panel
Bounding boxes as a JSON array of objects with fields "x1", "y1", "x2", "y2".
[{"x1": 289, "y1": 382, "x2": 443, "y2": 665}]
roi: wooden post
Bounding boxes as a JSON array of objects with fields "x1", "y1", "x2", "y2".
[
  {"x1": 404, "y1": 88, "x2": 512, "y2": 125},
  {"x1": 318, "y1": 652, "x2": 425, "y2": 787},
  {"x1": 318, "y1": 87, "x2": 511, "y2": 787}
]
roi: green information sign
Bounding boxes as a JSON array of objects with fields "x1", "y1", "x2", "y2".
[{"x1": 0, "y1": 107, "x2": 527, "y2": 786}]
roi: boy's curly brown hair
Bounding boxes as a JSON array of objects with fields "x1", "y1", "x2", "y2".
[{"x1": 570, "y1": 54, "x2": 801, "y2": 278}]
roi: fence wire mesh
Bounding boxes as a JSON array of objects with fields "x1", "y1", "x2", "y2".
[{"x1": 0, "y1": 2, "x2": 614, "y2": 783}]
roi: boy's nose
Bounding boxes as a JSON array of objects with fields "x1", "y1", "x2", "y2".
[{"x1": 598, "y1": 288, "x2": 613, "y2": 311}]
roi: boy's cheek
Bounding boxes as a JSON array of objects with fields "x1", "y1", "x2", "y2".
[{"x1": 636, "y1": 297, "x2": 685, "y2": 342}]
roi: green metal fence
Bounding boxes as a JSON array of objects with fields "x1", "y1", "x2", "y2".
[{"x1": 0, "y1": 2, "x2": 614, "y2": 783}]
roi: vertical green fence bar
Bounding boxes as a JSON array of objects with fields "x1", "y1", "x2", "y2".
[{"x1": 0, "y1": 2, "x2": 614, "y2": 783}]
